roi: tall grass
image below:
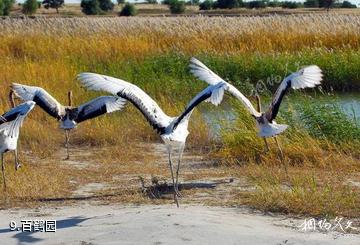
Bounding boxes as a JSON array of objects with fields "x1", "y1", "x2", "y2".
[
  {"x1": 0, "y1": 15, "x2": 359, "y2": 216},
  {"x1": 1, "y1": 15, "x2": 359, "y2": 53}
]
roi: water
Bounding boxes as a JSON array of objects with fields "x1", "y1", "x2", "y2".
[
  {"x1": 200, "y1": 93, "x2": 360, "y2": 136},
  {"x1": 334, "y1": 94, "x2": 360, "y2": 124}
]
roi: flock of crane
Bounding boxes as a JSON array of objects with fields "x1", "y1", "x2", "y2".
[{"x1": 0, "y1": 58, "x2": 322, "y2": 206}]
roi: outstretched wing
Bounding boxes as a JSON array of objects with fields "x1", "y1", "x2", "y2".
[
  {"x1": 75, "y1": 96, "x2": 126, "y2": 123},
  {"x1": 189, "y1": 57, "x2": 261, "y2": 117},
  {"x1": 265, "y1": 65, "x2": 322, "y2": 122},
  {"x1": 11, "y1": 83, "x2": 65, "y2": 120},
  {"x1": 0, "y1": 101, "x2": 35, "y2": 138},
  {"x1": 173, "y1": 82, "x2": 226, "y2": 129},
  {"x1": 77, "y1": 73, "x2": 172, "y2": 134}
]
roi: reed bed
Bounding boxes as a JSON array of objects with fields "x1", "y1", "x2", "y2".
[
  {"x1": 0, "y1": 15, "x2": 359, "y2": 217},
  {"x1": 0, "y1": 15, "x2": 360, "y2": 53}
]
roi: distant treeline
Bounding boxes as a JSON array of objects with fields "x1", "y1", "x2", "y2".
[{"x1": 192, "y1": 0, "x2": 358, "y2": 10}]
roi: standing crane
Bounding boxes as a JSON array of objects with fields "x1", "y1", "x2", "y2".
[
  {"x1": 11, "y1": 83, "x2": 127, "y2": 159},
  {"x1": 189, "y1": 57, "x2": 322, "y2": 156},
  {"x1": 0, "y1": 101, "x2": 35, "y2": 190},
  {"x1": 77, "y1": 72, "x2": 226, "y2": 207}
]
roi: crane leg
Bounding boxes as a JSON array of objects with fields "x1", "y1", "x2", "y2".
[
  {"x1": 175, "y1": 144, "x2": 185, "y2": 198},
  {"x1": 14, "y1": 149, "x2": 21, "y2": 170},
  {"x1": 263, "y1": 137, "x2": 270, "y2": 153},
  {"x1": 1, "y1": 153, "x2": 6, "y2": 191},
  {"x1": 167, "y1": 146, "x2": 179, "y2": 208},
  {"x1": 274, "y1": 136, "x2": 288, "y2": 175},
  {"x1": 65, "y1": 130, "x2": 70, "y2": 160}
]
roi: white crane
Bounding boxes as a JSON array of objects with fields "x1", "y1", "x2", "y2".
[
  {"x1": 77, "y1": 72, "x2": 226, "y2": 207},
  {"x1": 0, "y1": 101, "x2": 35, "y2": 190},
  {"x1": 11, "y1": 83, "x2": 126, "y2": 159},
  {"x1": 189, "y1": 57, "x2": 322, "y2": 155}
]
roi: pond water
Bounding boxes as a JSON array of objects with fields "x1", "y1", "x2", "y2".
[{"x1": 199, "y1": 93, "x2": 360, "y2": 137}]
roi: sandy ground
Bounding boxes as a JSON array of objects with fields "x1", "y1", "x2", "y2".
[{"x1": 0, "y1": 204, "x2": 359, "y2": 245}]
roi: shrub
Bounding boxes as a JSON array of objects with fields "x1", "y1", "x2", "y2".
[
  {"x1": 99, "y1": 0, "x2": 114, "y2": 11},
  {"x1": 186, "y1": 0, "x2": 199, "y2": 5},
  {"x1": 247, "y1": 0, "x2": 266, "y2": 8},
  {"x1": 119, "y1": 2, "x2": 137, "y2": 16},
  {"x1": 341, "y1": 0, "x2": 356, "y2": 8},
  {"x1": 0, "y1": 0, "x2": 15, "y2": 15},
  {"x1": 282, "y1": 1, "x2": 301, "y2": 8},
  {"x1": 169, "y1": 0, "x2": 186, "y2": 13},
  {"x1": 267, "y1": 1, "x2": 281, "y2": 7},
  {"x1": 199, "y1": 0, "x2": 213, "y2": 9},
  {"x1": 304, "y1": 0, "x2": 319, "y2": 7},
  {"x1": 117, "y1": 0, "x2": 125, "y2": 4},
  {"x1": 216, "y1": 0, "x2": 241, "y2": 9},
  {"x1": 81, "y1": 0, "x2": 101, "y2": 15},
  {"x1": 300, "y1": 103, "x2": 360, "y2": 143},
  {"x1": 0, "y1": 0, "x2": 4, "y2": 16},
  {"x1": 147, "y1": 0, "x2": 157, "y2": 3},
  {"x1": 22, "y1": 0, "x2": 38, "y2": 14},
  {"x1": 42, "y1": 0, "x2": 64, "y2": 13},
  {"x1": 318, "y1": 0, "x2": 335, "y2": 9}
]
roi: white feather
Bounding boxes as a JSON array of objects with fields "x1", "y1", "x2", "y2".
[
  {"x1": 189, "y1": 57, "x2": 261, "y2": 117},
  {"x1": 78, "y1": 72, "x2": 173, "y2": 129},
  {"x1": 11, "y1": 83, "x2": 65, "y2": 117},
  {"x1": 289, "y1": 65, "x2": 322, "y2": 90}
]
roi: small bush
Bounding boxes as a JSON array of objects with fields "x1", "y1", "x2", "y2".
[
  {"x1": 0, "y1": 0, "x2": 4, "y2": 16},
  {"x1": 99, "y1": 0, "x2": 114, "y2": 12},
  {"x1": 304, "y1": 0, "x2": 319, "y2": 7},
  {"x1": 247, "y1": 0, "x2": 266, "y2": 8},
  {"x1": 267, "y1": 1, "x2": 281, "y2": 7},
  {"x1": 22, "y1": 0, "x2": 38, "y2": 15},
  {"x1": 117, "y1": 0, "x2": 125, "y2": 4},
  {"x1": 81, "y1": 0, "x2": 101, "y2": 15},
  {"x1": 282, "y1": 1, "x2": 301, "y2": 8},
  {"x1": 0, "y1": 0, "x2": 15, "y2": 15},
  {"x1": 186, "y1": 0, "x2": 199, "y2": 5},
  {"x1": 169, "y1": 0, "x2": 186, "y2": 14},
  {"x1": 42, "y1": 0, "x2": 64, "y2": 13},
  {"x1": 341, "y1": 0, "x2": 356, "y2": 8},
  {"x1": 216, "y1": 0, "x2": 241, "y2": 9},
  {"x1": 199, "y1": 0, "x2": 213, "y2": 9},
  {"x1": 300, "y1": 102, "x2": 360, "y2": 143},
  {"x1": 119, "y1": 2, "x2": 137, "y2": 16}
]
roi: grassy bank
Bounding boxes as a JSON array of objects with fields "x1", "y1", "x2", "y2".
[{"x1": 0, "y1": 16, "x2": 359, "y2": 218}]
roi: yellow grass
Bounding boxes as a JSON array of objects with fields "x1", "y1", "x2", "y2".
[
  {"x1": 1, "y1": 15, "x2": 359, "y2": 55},
  {"x1": 0, "y1": 15, "x2": 359, "y2": 218}
]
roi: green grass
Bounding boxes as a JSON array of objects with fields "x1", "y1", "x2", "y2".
[{"x1": 71, "y1": 50, "x2": 360, "y2": 98}]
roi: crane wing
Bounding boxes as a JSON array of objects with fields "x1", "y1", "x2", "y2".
[
  {"x1": 0, "y1": 101, "x2": 35, "y2": 138},
  {"x1": 189, "y1": 57, "x2": 261, "y2": 117},
  {"x1": 78, "y1": 73, "x2": 172, "y2": 134},
  {"x1": 265, "y1": 65, "x2": 322, "y2": 122},
  {"x1": 11, "y1": 83, "x2": 65, "y2": 120},
  {"x1": 173, "y1": 82, "x2": 226, "y2": 129},
  {"x1": 75, "y1": 96, "x2": 126, "y2": 123}
]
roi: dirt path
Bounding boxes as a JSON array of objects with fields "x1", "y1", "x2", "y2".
[
  {"x1": 1, "y1": 204, "x2": 359, "y2": 245},
  {"x1": 2, "y1": 144, "x2": 359, "y2": 244}
]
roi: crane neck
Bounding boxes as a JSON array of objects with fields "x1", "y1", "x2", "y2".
[
  {"x1": 9, "y1": 90, "x2": 15, "y2": 108},
  {"x1": 68, "y1": 91, "x2": 73, "y2": 107},
  {"x1": 256, "y1": 95, "x2": 262, "y2": 113}
]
